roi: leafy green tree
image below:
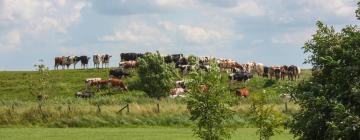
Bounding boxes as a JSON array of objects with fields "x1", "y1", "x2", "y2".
[
  {"x1": 137, "y1": 51, "x2": 178, "y2": 112},
  {"x1": 289, "y1": 7, "x2": 360, "y2": 139},
  {"x1": 356, "y1": 2, "x2": 360, "y2": 20},
  {"x1": 250, "y1": 90, "x2": 285, "y2": 140},
  {"x1": 187, "y1": 61, "x2": 236, "y2": 140}
]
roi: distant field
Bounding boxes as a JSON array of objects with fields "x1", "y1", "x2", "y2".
[{"x1": 0, "y1": 127, "x2": 294, "y2": 140}]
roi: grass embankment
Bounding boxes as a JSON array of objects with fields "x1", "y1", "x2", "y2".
[
  {"x1": 0, "y1": 127, "x2": 294, "y2": 140},
  {"x1": 0, "y1": 69, "x2": 311, "y2": 127}
]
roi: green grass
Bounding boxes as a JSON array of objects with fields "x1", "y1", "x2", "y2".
[
  {"x1": 0, "y1": 127, "x2": 294, "y2": 140},
  {"x1": 0, "y1": 69, "x2": 311, "y2": 127}
]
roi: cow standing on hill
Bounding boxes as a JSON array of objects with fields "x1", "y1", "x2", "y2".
[
  {"x1": 54, "y1": 56, "x2": 65, "y2": 70},
  {"x1": 269, "y1": 66, "x2": 281, "y2": 80},
  {"x1": 287, "y1": 65, "x2": 300, "y2": 80},
  {"x1": 280, "y1": 65, "x2": 288, "y2": 80},
  {"x1": 93, "y1": 54, "x2": 101, "y2": 69},
  {"x1": 236, "y1": 87, "x2": 249, "y2": 98},
  {"x1": 101, "y1": 54, "x2": 112, "y2": 68},
  {"x1": 64, "y1": 56, "x2": 80, "y2": 69},
  {"x1": 79, "y1": 56, "x2": 90, "y2": 69}
]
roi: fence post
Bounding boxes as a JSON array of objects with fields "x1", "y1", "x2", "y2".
[
  {"x1": 126, "y1": 104, "x2": 129, "y2": 113},
  {"x1": 284, "y1": 101, "x2": 288, "y2": 112}
]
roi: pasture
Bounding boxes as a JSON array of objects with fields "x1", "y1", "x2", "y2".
[
  {"x1": 0, "y1": 68, "x2": 310, "y2": 128},
  {"x1": 0, "y1": 127, "x2": 294, "y2": 140}
]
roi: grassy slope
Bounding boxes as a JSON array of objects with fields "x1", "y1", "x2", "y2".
[
  {"x1": 0, "y1": 68, "x2": 311, "y2": 101},
  {"x1": 0, "y1": 127, "x2": 294, "y2": 140}
]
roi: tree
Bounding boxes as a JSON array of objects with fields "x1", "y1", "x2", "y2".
[
  {"x1": 250, "y1": 90, "x2": 285, "y2": 140},
  {"x1": 187, "y1": 61, "x2": 236, "y2": 140},
  {"x1": 137, "y1": 51, "x2": 178, "y2": 112},
  {"x1": 357, "y1": 2, "x2": 360, "y2": 20},
  {"x1": 26, "y1": 59, "x2": 53, "y2": 100},
  {"x1": 289, "y1": 6, "x2": 360, "y2": 139}
]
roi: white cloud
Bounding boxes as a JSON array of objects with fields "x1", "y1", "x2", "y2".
[
  {"x1": 0, "y1": 0, "x2": 90, "y2": 50},
  {"x1": 225, "y1": 1, "x2": 265, "y2": 16},
  {"x1": 0, "y1": 30, "x2": 21, "y2": 51},
  {"x1": 301, "y1": 0, "x2": 356, "y2": 17},
  {"x1": 99, "y1": 22, "x2": 172, "y2": 45},
  {"x1": 272, "y1": 29, "x2": 314, "y2": 45},
  {"x1": 177, "y1": 24, "x2": 234, "y2": 44}
]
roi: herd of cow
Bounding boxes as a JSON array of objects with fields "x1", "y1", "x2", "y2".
[
  {"x1": 63, "y1": 52, "x2": 301, "y2": 99},
  {"x1": 54, "y1": 54, "x2": 112, "y2": 70}
]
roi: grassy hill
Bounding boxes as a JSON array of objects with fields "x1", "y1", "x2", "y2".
[
  {"x1": 0, "y1": 68, "x2": 311, "y2": 128},
  {"x1": 0, "y1": 68, "x2": 311, "y2": 101}
]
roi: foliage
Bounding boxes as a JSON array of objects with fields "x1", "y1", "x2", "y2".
[
  {"x1": 188, "y1": 55, "x2": 198, "y2": 65},
  {"x1": 26, "y1": 59, "x2": 54, "y2": 99},
  {"x1": 357, "y1": 1, "x2": 360, "y2": 20},
  {"x1": 289, "y1": 18, "x2": 360, "y2": 139},
  {"x1": 250, "y1": 90, "x2": 285, "y2": 140},
  {"x1": 137, "y1": 51, "x2": 179, "y2": 99},
  {"x1": 187, "y1": 61, "x2": 236, "y2": 140}
]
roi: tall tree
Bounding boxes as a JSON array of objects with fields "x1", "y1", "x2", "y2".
[
  {"x1": 187, "y1": 61, "x2": 236, "y2": 140},
  {"x1": 289, "y1": 6, "x2": 360, "y2": 139}
]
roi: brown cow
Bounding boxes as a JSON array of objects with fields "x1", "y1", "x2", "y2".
[
  {"x1": 54, "y1": 56, "x2": 65, "y2": 70},
  {"x1": 236, "y1": 87, "x2": 249, "y2": 97},
  {"x1": 120, "y1": 61, "x2": 139, "y2": 69},
  {"x1": 108, "y1": 78, "x2": 128, "y2": 91}
]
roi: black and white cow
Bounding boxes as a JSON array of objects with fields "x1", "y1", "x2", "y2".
[
  {"x1": 101, "y1": 54, "x2": 112, "y2": 68},
  {"x1": 120, "y1": 53, "x2": 144, "y2": 62},
  {"x1": 109, "y1": 68, "x2": 130, "y2": 79},
  {"x1": 93, "y1": 54, "x2": 101, "y2": 69},
  {"x1": 79, "y1": 56, "x2": 90, "y2": 69},
  {"x1": 63, "y1": 56, "x2": 80, "y2": 69},
  {"x1": 229, "y1": 71, "x2": 253, "y2": 82}
]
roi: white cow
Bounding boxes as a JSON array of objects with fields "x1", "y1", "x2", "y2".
[
  {"x1": 85, "y1": 78, "x2": 102, "y2": 90},
  {"x1": 93, "y1": 54, "x2": 101, "y2": 69}
]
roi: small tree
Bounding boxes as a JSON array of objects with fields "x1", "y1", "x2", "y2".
[
  {"x1": 250, "y1": 90, "x2": 285, "y2": 140},
  {"x1": 187, "y1": 61, "x2": 236, "y2": 140},
  {"x1": 137, "y1": 51, "x2": 178, "y2": 112},
  {"x1": 26, "y1": 59, "x2": 53, "y2": 100}
]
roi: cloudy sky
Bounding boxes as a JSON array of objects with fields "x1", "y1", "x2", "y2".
[{"x1": 0, "y1": 0, "x2": 358, "y2": 70}]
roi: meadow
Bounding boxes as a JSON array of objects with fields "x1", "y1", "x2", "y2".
[
  {"x1": 0, "y1": 68, "x2": 311, "y2": 139},
  {"x1": 0, "y1": 127, "x2": 294, "y2": 140}
]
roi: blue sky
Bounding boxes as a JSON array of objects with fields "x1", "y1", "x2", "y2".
[{"x1": 0, "y1": 0, "x2": 358, "y2": 70}]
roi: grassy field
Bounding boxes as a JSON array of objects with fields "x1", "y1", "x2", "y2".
[
  {"x1": 0, "y1": 68, "x2": 310, "y2": 127},
  {"x1": 0, "y1": 127, "x2": 294, "y2": 140}
]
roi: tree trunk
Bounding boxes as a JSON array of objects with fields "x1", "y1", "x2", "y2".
[{"x1": 97, "y1": 105, "x2": 101, "y2": 113}]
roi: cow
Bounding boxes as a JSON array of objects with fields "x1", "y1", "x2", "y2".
[
  {"x1": 64, "y1": 56, "x2": 80, "y2": 69},
  {"x1": 79, "y1": 56, "x2": 90, "y2": 69},
  {"x1": 164, "y1": 55, "x2": 173, "y2": 64},
  {"x1": 176, "y1": 80, "x2": 186, "y2": 89},
  {"x1": 85, "y1": 78, "x2": 102, "y2": 90},
  {"x1": 54, "y1": 56, "x2": 65, "y2": 70},
  {"x1": 218, "y1": 59, "x2": 238, "y2": 73},
  {"x1": 287, "y1": 65, "x2": 300, "y2": 81},
  {"x1": 93, "y1": 54, "x2": 101, "y2": 69},
  {"x1": 179, "y1": 65, "x2": 197, "y2": 75},
  {"x1": 230, "y1": 71, "x2": 253, "y2": 82},
  {"x1": 101, "y1": 54, "x2": 112, "y2": 68},
  {"x1": 95, "y1": 80, "x2": 109, "y2": 91},
  {"x1": 75, "y1": 91, "x2": 94, "y2": 98},
  {"x1": 169, "y1": 87, "x2": 186, "y2": 98},
  {"x1": 109, "y1": 68, "x2": 130, "y2": 79},
  {"x1": 263, "y1": 66, "x2": 270, "y2": 78},
  {"x1": 120, "y1": 53, "x2": 144, "y2": 62},
  {"x1": 255, "y1": 63, "x2": 264, "y2": 76},
  {"x1": 119, "y1": 60, "x2": 139, "y2": 69},
  {"x1": 108, "y1": 78, "x2": 128, "y2": 91},
  {"x1": 280, "y1": 65, "x2": 288, "y2": 80},
  {"x1": 269, "y1": 66, "x2": 281, "y2": 80},
  {"x1": 236, "y1": 87, "x2": 249, "y2": 97}
]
